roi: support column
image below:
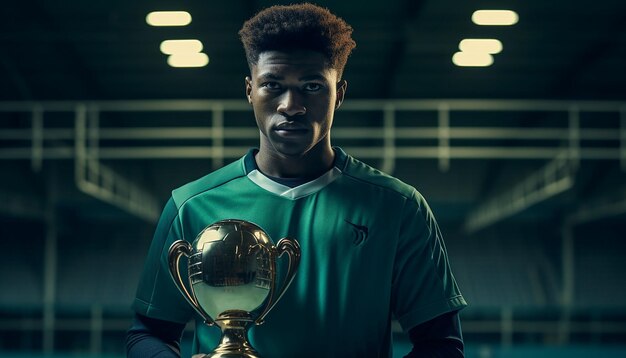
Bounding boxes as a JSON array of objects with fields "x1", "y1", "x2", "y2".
[
  {"x1": 212, "y1": 105, "x2": 224, "y2": 170},
  {"x1": 31, "y1": 106, "x2": 43, "y2": 172},
  {"x1": 90, "y1": 304, "x2": 103, "y2": 355},
  {"x1": 382, "y1": 105, "x2": 396, "y2": 174},
  {"x1": 42, "y1": 173, "x2": 58, "y2": 354},
  {"x1": 561, "y1": 224, "x2": 574, "y2": 307},
  {"x1": 500, "y1": 307, "x2": 513, "y2": 347},
  {"x1": 438, "y1": 103, "x2": 450, "y2": 172},
  {"x1": 568, "y1": 106, "x2": 580, "y2": 170},
  {"x1": 558, "y1": 223, "x2": 574, "y2": 344},
  {"x1": 87, "y1": 105, "x2": 100, "y2": 183}
]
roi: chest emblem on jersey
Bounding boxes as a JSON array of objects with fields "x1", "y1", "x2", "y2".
[{"x1": 345, "y1": 220, "x2": 369, "y2": 245}]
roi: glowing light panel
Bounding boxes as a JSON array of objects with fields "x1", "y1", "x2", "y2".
[
  {"x1": 168, "y1": 52, "x2": 209, "y2": 68},
  {"x1": 160, "y1": 40, "x2": 203, "y2": 55},
  {"x1": 459, "y1": 39, "x2": 503, "y2": 54},
  {"x1": 452, "y1": 52, "x2": 494, "y2": 67},
  {"x1": 146, "y1": 11, "x2": 192, "y2": 26},
  {"x1": 472, "y1": 10, "x2": 518, "y2": 26}
]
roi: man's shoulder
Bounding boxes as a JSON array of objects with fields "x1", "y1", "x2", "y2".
[
  {"x1": 339, "y1": 152, "x2": 416, "y2": 201},
  {"x1": 171, "y1": 157, "x2": 246, "y2": 207}
]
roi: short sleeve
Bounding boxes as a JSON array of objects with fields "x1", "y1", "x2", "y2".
[
  {"x1": 391, "y1": 190, "x2": 467, "y2": 332},
  {"x1": 131, "y1": 197, "x2": 194, "y2": 324}
]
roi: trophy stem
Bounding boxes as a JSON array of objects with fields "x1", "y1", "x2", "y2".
[{"x1": 206, "y1": 311, "x2": 261, "y2": 358}]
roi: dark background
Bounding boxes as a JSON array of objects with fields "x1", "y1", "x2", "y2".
[{"x1": 0, "y1": 0, "x2": 625, "y2": 357}]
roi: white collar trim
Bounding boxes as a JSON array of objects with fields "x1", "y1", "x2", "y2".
[{"x1": 247, "y1": 167, "x2": 342, "y2": 200}]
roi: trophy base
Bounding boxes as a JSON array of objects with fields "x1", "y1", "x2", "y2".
[
  {"x1": 205, "y1": 336, "x2": 261, "y2": 358},
  {"x1": 206, "y1": 310, "x2": 263, "y2": 358}
]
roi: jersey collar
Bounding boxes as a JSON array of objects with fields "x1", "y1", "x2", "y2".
[{"x1": 243, "y1": 147, "x2": 347, "y2": 200}]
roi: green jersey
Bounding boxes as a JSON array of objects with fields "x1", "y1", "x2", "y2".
[{"x1": 132, "y1": 147, "x2": 466, "y2": 357}]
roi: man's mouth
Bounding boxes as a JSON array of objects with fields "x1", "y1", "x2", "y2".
[{"x1": 274, "y1": 122, "x2": 309, "y2": 136}]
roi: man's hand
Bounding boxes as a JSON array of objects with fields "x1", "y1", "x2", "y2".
[{"x1": 192, "y1": 355, "x2": 206, "y2": 358}]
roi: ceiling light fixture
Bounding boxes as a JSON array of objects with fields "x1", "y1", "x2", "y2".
[
  {"x1": 459, "y1": 39, "x2": 503, "y2": 54},
  {"x1": 472, "y1": 10, "x2": 518, "y2": 26},
  {"x1": 452, "y1": 52, "x2": 494, "y2": 67},
  {"x1": 167, "y1": 52, "x2": 210, "y2": 68},
  {"x1": 146, "y1": 11, "x2": 192, "y2": 26},
  {"x1": 160, "y1": 39, "x2": 204, "y2": 55}
]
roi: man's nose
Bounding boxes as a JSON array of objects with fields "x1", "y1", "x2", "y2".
[{"x1": 277, "y1": 90, "x2": 306, "y2": 117}]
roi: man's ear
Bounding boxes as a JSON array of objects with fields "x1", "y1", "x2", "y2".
[
  {"x1": 245, "y1": 76, "x2": 253, "y2": 104},
  {"x1": 335, "y1": 79, "x2": 347, "y2": 110}
]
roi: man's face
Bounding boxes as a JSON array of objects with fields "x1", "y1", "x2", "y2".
[{"x1": 246, "y1": 49, "x2": 347, "y2": 158}]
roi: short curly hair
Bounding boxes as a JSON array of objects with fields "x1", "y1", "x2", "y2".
[{"x1": 239, "y1": 3, "x2": 356, "y2": 79}]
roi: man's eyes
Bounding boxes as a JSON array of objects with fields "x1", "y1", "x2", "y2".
[
  {"x1": 261, "y1": 82, "x2": 281, "y2": 90},
  {"x1": 303, "y1": 83, "x2": 323, "y2": 91},
  {"x1": 260, "y1": 82, "x2": 324, "y2": 92}
]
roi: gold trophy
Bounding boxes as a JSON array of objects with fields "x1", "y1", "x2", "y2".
[{"x1": 168, "y1": 219, "x2": 301, "y2": 358}]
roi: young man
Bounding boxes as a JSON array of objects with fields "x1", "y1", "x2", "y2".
[{"x1": 127, "y1": 4, "x2": 467, "y2": 357}]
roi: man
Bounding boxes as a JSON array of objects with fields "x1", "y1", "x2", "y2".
[{"x1": 127, "y1": 3, "x2": 467, "y2": 357}]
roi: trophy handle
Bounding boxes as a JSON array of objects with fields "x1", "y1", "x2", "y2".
[
  {"x1": 167, "y1": 240, "x2": 215, "y2": 326},
  {"x1": 256, "y1": 238, "x2": 301, "y2": 324}
]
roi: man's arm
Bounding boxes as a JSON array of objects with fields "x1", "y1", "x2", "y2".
[
  {"x1": 129, "y1": 197, "x2": 195, "y2": 357},
  {"x1": 404, "y1": 311, "x2": 464, "y2": 358},
  {"x1": 126, "y1": 313, "x2": 186, "y2": 358}
]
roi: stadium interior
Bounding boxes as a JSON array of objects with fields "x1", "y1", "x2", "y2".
[{"x1": 0, "y1": 0, "x2": 625, "y2": 357}]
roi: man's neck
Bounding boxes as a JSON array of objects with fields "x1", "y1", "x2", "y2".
[{"x1": 254, "y1": 144, "x2": 335, "y2": 179}]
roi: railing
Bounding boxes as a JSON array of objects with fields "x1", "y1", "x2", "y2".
[
  {"x1": 1, "y1": 99, "x2": 624, "y2": 224},
  {"x1": 1, "y1": 99, "x2": 624, "y2": 164}
]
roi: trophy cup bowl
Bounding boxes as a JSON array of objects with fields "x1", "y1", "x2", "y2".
[{"x1": 168, "y1": 219, "x2": 301, "y2": 358}]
